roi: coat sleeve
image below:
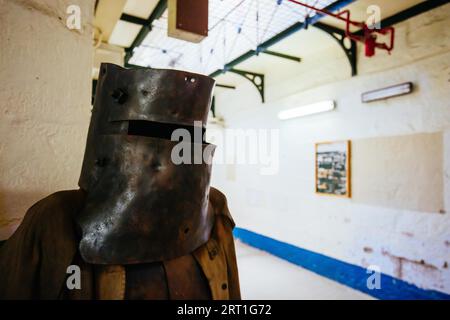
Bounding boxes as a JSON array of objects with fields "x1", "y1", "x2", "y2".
[
  {"x1": 0, "y1": 200, "x2": 42, "y2": 299},
  {"x1": 215, "y1": 215, "x2": 241, "y2": 299},
  {"x1": 209, "y1": 188, "x2": 241, "y2": 300},
  {"x1": 0, "y1": 190, "x2": 83, "y2": 299}
]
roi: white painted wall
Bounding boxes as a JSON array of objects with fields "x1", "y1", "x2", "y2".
[
  {"x1": 0, "y1": 0, "x2": 94, "y2": 239},
  {"x1": 212, "y1": 5, "x2": 450, "y2": 294}
]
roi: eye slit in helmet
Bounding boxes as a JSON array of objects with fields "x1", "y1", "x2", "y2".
[{"x1": 127, "y1": 120, "x2": 205, "y2": 143}]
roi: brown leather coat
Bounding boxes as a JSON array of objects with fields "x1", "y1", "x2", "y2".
[{"x1": 0, "y1": 188, "x2": 240, "y2": 300}]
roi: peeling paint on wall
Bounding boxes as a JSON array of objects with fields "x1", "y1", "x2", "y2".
[{"x1": 381, "y1": 249, "x2": 439, "y2": 280}]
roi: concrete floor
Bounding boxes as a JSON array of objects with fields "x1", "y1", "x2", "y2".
[{"x1": 235, "y1": 240, "x2": 374, "y2": 300}]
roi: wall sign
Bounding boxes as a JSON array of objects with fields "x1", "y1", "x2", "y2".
[{"x1": 315, "y1": 141, "x2": 351, "y2": 197}]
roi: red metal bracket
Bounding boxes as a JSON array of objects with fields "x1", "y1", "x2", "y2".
[
  {"x1": 287, "y1": 0, "x2": 395, "y2": 57},
  {"x1": 337, "y1": 10, "x2": 394, "y2": 57}
]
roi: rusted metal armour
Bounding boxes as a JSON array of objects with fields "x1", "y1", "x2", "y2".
[
  {"x1": 77, "y1": 63, "x2": 216, "y2": 265},
  {"x1": 0, "y1": 64, "x2": 241, "y2": 300},
  {"x1": 0, "y1": 189, "x2": 241, "y2": 299}
]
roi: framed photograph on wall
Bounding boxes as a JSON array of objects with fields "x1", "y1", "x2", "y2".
[{"x1": 315, "y1": 140, "x2": 351, "y2": 197}]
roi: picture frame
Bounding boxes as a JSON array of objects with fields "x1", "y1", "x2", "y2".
[{"x1": 315, "y1": 140, "x2": 351, "y2": 198}]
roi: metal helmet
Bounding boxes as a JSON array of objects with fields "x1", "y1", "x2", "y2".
[{"x1": 77, "y1": 63, "x2": 216, "y2": 265}]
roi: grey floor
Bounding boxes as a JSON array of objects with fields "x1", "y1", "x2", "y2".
[{"x1": 235, "y1": 240, "x2": 374, "y2": 300}]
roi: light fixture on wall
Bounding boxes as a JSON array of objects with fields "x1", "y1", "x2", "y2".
[
  {"x1": 361, "y1": 82, "x2": 413, "y2": 103},
  {"x1": 278, "y1": 100, "x2": 335, "y2": 120}
]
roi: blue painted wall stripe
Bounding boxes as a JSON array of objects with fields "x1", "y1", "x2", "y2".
[{"x1": 233, "y1": 227, "x2": 450, "y2": 300}]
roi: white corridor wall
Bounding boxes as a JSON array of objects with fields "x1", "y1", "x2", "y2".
[{"x1": 211, "y1": 5, "x2": 450, "y2": 294}]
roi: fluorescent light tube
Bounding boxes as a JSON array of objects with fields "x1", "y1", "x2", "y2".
[
  {"x1": 362, "y1": 82, "x2": 413, "y2": 103},
  {"x1": 278, "y1": 100, "x2": 335, "y2": 120}
]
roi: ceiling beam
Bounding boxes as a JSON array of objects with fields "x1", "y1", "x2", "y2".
[
  {"x1": 94, "y1": 0, "x2": 127, "y2": 42},
  {"x1": 229, "y1": 69, "x2": 265, "y2": 103},
  {"x1": 262, "y1": 50, "x2": 302, "y2": 62},
  {"x1": 125, "y1": 0, "x2": 168, "y2": 65},
  {"x1": 209, "y1": 0, "x2": 357, "y2": 78},
  {"x1": 216, "y1": 84, "x2": 237, "y2": 90},
  {"x1": 120, "y1": 13, "x2": 148, "y2": 26},
  {"x1": 314, "y1": 22, "x2": 357, "y2": 76}
]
